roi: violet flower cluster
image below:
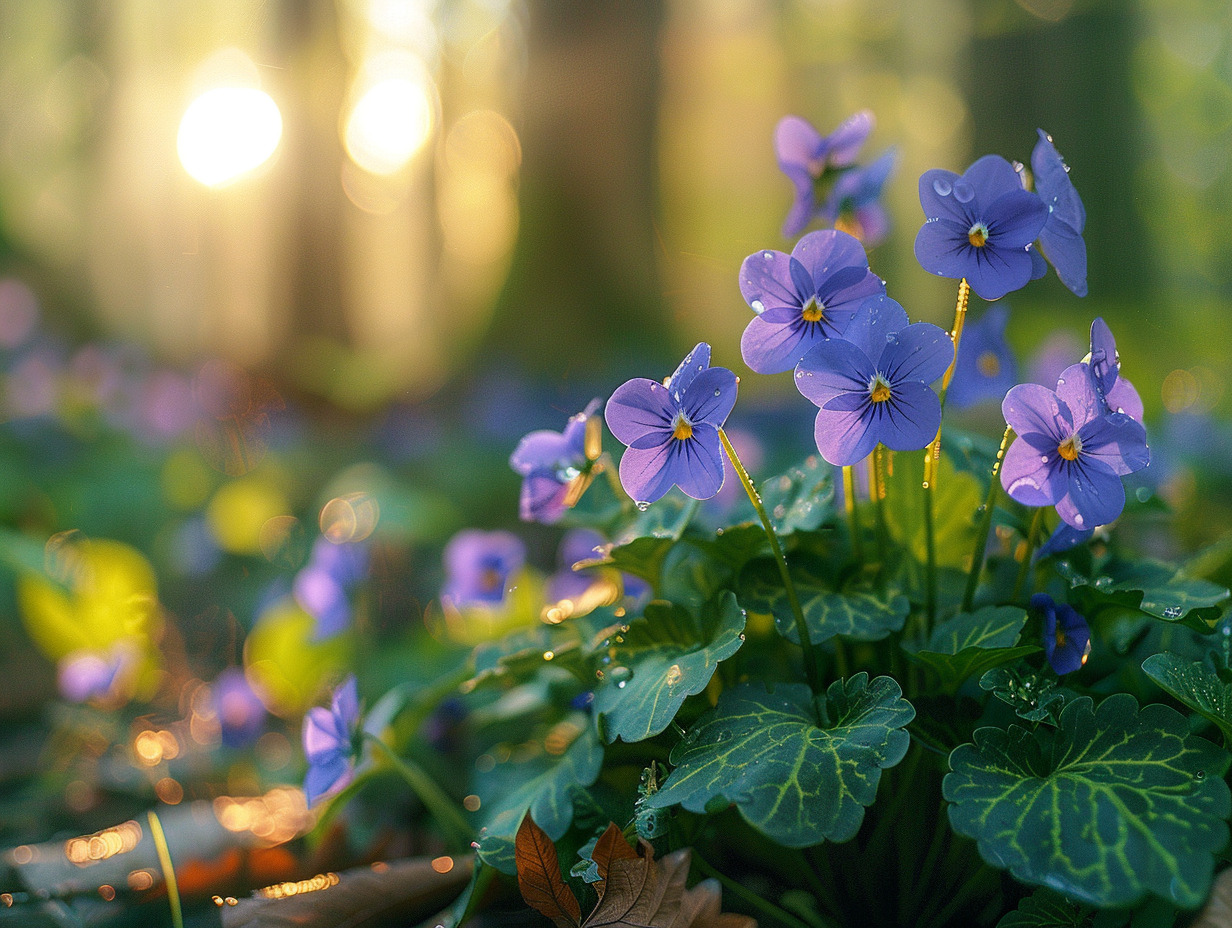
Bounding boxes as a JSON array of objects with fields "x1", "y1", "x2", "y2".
[{"x1": 302, "y1": 674, "x2": 360, "y2": 806}]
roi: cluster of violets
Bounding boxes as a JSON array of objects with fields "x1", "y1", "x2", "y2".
[{"x1": 301, "y1": 115, "x2": 1145, "y2": 802}]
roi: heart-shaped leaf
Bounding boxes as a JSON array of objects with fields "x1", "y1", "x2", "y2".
[
  {"x1": 1142, "y1": 652, "x2": 1232, "y2": 744},
  {"x1": 475, "y1": 723, "x2": 604, "y2": 874},
  {"x1": 643, "y1": 675, "x2": 914, "y2": 846},
  {"x1": 593, "y1": 593, "x2": 746, "y2": 744},
  {"x1": 909, "y1": 606, "x2": 1037, "y2": 691},
  {"x1": 579, "y1": 493, "x2": 696, "y2": 583},
  {"x1": 945, "y1": 694, "x2": 1232, "y2": 907},
  {"x1": 738, "y1": 556, "x2": 909, "y2": 645}
]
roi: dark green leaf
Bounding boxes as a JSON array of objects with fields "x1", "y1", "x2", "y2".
[
  {"x1": 979, "y1": 664, "x2": 1067, "y2": 723},
  {"x1": 579, "y1": 493, "x2": 696, "y2": 583},
  {"x1": 475, "y1": 724, "x2": 604, "y2": 874},
  {"x1": 1142, "y1": 652, "x2": 1232, "y2": 743},
  {"x1": 945, "y1": 694, "x2": 1232, "y2": 907},
  {"x1": 739, "y1": 555, "x2": 909, "y2": 645},
  {"x1": 996, "y1": 887, "x2": 1094, "y2": 927},
  {"x1": 657, "y1": 543, "x2": 733, "y2": 616},
  {"x1": 909, "y1": 606, "x2": 1037, "y2": 691},
  {"x1": 1057, "y1": 557, "x2": 1229, "y2": 629},
  {"x1": 592, "y1": 593, "x2": 746, "y2": 743},
  {"x1": 643, "y1": 675, "x2": 914, "y2": 846}
]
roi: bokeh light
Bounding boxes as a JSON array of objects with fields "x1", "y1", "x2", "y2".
[
  {"x1": 178, "y1": 87, "x2": 283, "y2": 188},
  {"x1": 343, "y1": 52, "x2": 436, "y2": 176}
]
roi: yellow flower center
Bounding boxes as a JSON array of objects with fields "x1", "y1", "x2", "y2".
[
  {"x1": 834, "y1": 212, "x2": 864, "y2": 241},
  {"x1": 869, "y1": 375, "x2": 893, "y2": 404},
  {"x1": 1058, "y1": 433, "x2": 1083, "y2": 461},
  {"x1": 801, "y1": 298, "x2": 824, "y2": 324},
  {"x1": 672, "y1": 413, "x2": 694, "y2": 441},
  {"x1": 968, "y1": 223, "x2": 989, "y2": 247},
  {"x1": 977, "y1": 351, "x2": 1001, "y2": 378}
]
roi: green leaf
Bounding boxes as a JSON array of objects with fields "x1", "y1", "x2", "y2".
[
  {"x1": 1057, "y1": 557, "x2": 1229, "y2": 629},
  {"x1": 643, "y1": 675, "x2": 914, "y2": 846},
  {"x1": 475, "y1": 723, "x2": 604, "y2": 874},
  {"x1": 593, "y1": 593, "x2": 746, "y2": 744},
  {"x1": 580, "y1": 493, "x2": 696, "y2": 583},
  {"x1": 909, "y1": 606, "x2": 1037, "y2": 691},
  {"x1": 979, "y1": 664, "x2": 1067, "y2": 723},
  {"x1": 996, "y1": 888, "x2": 1094, "y2": 927},
  {"x1": 1142, "y1": 652, "x2": 1232, "y2": 744},
  {"x1": 657, "y1": 543, "x2": 733, "y2": 616},
  {"x1": 756, "y1": 454, "x2": 835, "y2": 535},
  {"x1": 944, "y1": 694, "x2": 1232, "y2": 908},
  {"x1": 885, "y1": 450, "x2": 982, "y2": 569},
  {"x1": 738, "y1": 555, "x2": 909, "y2": 645}
]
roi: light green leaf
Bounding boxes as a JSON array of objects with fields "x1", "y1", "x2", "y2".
[
  {"x1": 1142, "y1": 652, "x2": 1232, "y2": 744},
  {"x1": 579, "y1": 493, "x2": 696, "y2": 583},
  {"x1": 945, "y1": 694, "x2": 1232, "y2": 908},
  {"x1": 885, "y1": 451, "x2": 982, "y2": 568},
  {"x1": 475, "y1": 723, "x2": 604, "y2": 874},
  {"x1": 593, "y1": 592, "x2": 746, "y2": 744},
  {"x1": 1057, "y1": 558, "x2": 1229, "y2": 629},
  {"x1": 909, "y1": 606, "x2": 1037, "y2": 691},
  {"x1": 738, "y1": 555, "x2": 909, "y2": 645},
  {"x1": 643, "y1": 675, "x2": 914, "y2": 846},
  {"x1": 756, "y1": 454, "x2": 835, "y2": 536}
]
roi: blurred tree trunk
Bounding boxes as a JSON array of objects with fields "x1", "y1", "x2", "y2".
[{"x1": 482, "y1": 0, "x2": 669, "y2": 382}]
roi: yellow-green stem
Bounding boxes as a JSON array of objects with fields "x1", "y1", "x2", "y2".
[
  {"x1": 147, "y1": 810, "x2": 183, "y2": 928},
  {"x1": 962, "y1": 425, "x2": 1015, "y2": 612},
  {"x1": 842, "y1": 465, "x2": 865, "y2": 563},
  {"x1": 720, "y1": 428, "x2": 823, "y2": 698},
  {"x1": 870, "y1": 447, "x2": 891, "y2": 571},
  {"x1": 366, "y1": 735, "x2": 472, "y2": 848},
  {"x1": 1013, "y1": 507, "x2": 1047, "y2": 600}
]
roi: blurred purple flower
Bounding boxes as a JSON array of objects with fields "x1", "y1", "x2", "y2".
[
  {"x1": 946, "y1": 303, "x2": 1018, "y2": 410},
  {"x1": 57, "y1": 646, "x2": 133, "y2": 704},
  {"x1": 509, "y1": 399, "x2": 601, "y2": 524},
  {"x1": 776, "y1": 111, "x2": 874, "y2": 238},
  {"x1": 1027, "y1": 330, "x2": 1084, "y2": 389},
  {"x1": 294, "y1": 538, "x2": 369, "y2": 639},
  {"x1": 739, "y1": 230, "x2": 885, "y2": 375},
  {"x1": 442, "y1": 529, "x2": 525, "y2": 607},
  {"x1": 1033, "y1": 593, "x2": 1091, "y2": 674},
  {"x1": 605, "y1": 343, "x2": 738, "y2": 504},
  {"x1": 915, "y1": 155, "x2": 1049, "y2": 301},
  {"x1": 794, "y1": 296, "x2": 953, "y2": 466},
  {"x1": 1000, "y1": 362, "x2": 1150, "y2": 529},
  {"x1": 214, "y1": 667, "x2": 267, "y2": 748},
  {"x1": 303, "y1": 675, "x2": 360, "y2": 806},
  {"x1": 0, "y1": 278, "x2": 39, "y2": 349},
  {"x1": 1031, "y1": 130, "x2": 1088, "y2": 297},
  {"x1": 822, "y1": 148, "x2": 896, "y2": 248}
]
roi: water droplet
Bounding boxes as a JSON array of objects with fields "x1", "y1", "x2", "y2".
[
  {"x1": 617, "y1": 680, "x2": 627, "y2": 689},
  {"x1": 763, "y1": 251, "x2": 774, "y2": 260},
  {"x1": 1135, "y1": 487, "x2": 1151, "y2": 502},
  {"x1": 1195, "y1": 769, "x2": 1207, "y2": 780},
  {"x1": 1162, "y1": 606, "x2": 1184, "y2": 618},
  {"x1": 1094, "y1": 576, "x2": 1112, "y2": 590},
  {"x1": 1040, "y1": 455, "x2": 1050, "y2": 463},
  {"x1": 1057, "y1": 377, "x2": 1065, "y2": 386},
  {"x1": 650, "y1": 383, "x2": 659, "y2": 391},
  {"x1": 595, "y1": 669, "x2": 605, "y2": 679},
  {"x1": 635, "y1": 501, "x2": 650, "y2": 511},
  {"x1": 610, "y1": 666, "x2": 632, "y2": 685},
  {"x1": 953, "y1": 181, "x2": 975, "y2": 203},
  {"x1": 470, "y1": 841, "x2": 481, "y2": 849},
  {"x1": 921, "y1": 481, "x2": 930, "y2": 489},
  {"x1": 1073, "y1": 513, "x2": 1084, "y2": 527},
  {"x1": 665, "y1": 664, "x2": 683, "y2": 686},
  {"x1": 738, "y1": 633, "x2": 746, "y2": 641},
  {"x1": 932, "y1": 177, "x2": 952, "y2": 196},
  {"x1": 751, "y1": 300, "x2": 764, "y2": 314},
  {"x1": 714, "y1": 389, "x2": 721, "y2": 397}
]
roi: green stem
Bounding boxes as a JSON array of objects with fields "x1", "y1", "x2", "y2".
[
  {"x1": 365, "y1": 735, "x2": 472, "y2": 849},
  {"x1": 1013, "y1": 507, "x2": 1047, "y2": 600},
  {"x1": 147, "y1": 810, "x2": 184, "y2": 928},
  {"x1": 720, "y1": 428, "x2": 823, "y2": 698},
  {"x1": 841, "y1": 465, "x2": 865, "y2": 564},
  {"x1": 922, "y1": 278, "x2": 971, "y2": 627},
  {"x1": 797, "y1": 849, "x2": 845, "y2": 923},
  {"x1": 961, "y1": 425, "x2": 1014, "y2": 612},
  {"x1": 870, "y1": 448, "x2": 891, "y2": 572},
  {"x1": 692, "y1": 852, "x2": 828, "y2": 928}
]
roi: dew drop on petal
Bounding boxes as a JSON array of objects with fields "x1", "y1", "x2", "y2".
[
  {"x1": 751, "y1": 300, "x2": 765, "y2": 314},
  {"x1": 763, "y1": 251, "x2": 774, "y2": 260},
  {"x1": 635, "y1": 501, "x2": 650, "y2": 511},
  {"x1": 1073, "y1": 513, "x2": 1084, "y2": 527},
  {"x1": 1041, "y1": 455, "x2": 1049, "y2": 463},
  {"x1": 953, "y1": 181, "x2": 974, "y2": 203},
  {"x1": 932, "y1": 178, "x2": 952, "y2": 196}
]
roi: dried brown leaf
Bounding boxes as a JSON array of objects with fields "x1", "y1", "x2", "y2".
[
  {"x1": 590, "y1": 823, "x2": 639, "y2": 898},
  {"x1": 515, "y1": 813, "x2": 581, "y2": 928}
]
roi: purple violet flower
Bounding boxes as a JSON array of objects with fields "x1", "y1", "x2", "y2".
[
  {"x1": 776, "y1": 111, "x2": 874, "y2": 238},
  {"x1": 739, "y1": 230, "x2": 885, "y2": 375},
  {"x1": 1000, "y1": 362, "x2": 1150, "y2": 529},
  {"x1": 442, "y1": 529, "x2": 526, "y2": 607},
  {"x1": 1031, "y1": 130, "x2": 1088, "y2": 297},
  {"x1": 915, "y1": 155, "x2": 1050, "y2": 301},
  {"x1": 57, "y1": 646, "x2": 133, "y2": 704},
  {"x1": 214, "y1": 667, "x2": 267, "y2": 748},
  {"x1": 293, "y1": 538, "x2": 369, "y2": 640},
  {"x1": 303, "y1": 674, "x2": 360, "y2": 806},
  {"x1": 794, "y1": 296, "x2": 954, "y2": 466},
  {"x1": 822, "y1": 149, "x2": 896, "y2": 248},
  {"x1": 1033, "y1": 593, "x2": 1091, "y2": 674},
  {"x1": 509, "y1": 399, "x2": 602, "y2": 524},
  {"x1": 604, "y1": 343, "x2": 738, "y2": 505},
  {"x1": 1085, "y1": 317, "x2": 1143, "y2": 422},
  {"x1": 1035, "y1": 521, "x2": 1095, "y2": 560},
  {"x1": 946, "y1": 302, "x2": 1018, "y2": 409}
]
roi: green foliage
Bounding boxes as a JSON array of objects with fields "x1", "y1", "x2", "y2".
[
  {"x1": 909, "y1": 605, "x2": 1037, "y2": 691},
  {"x1": 980, "y1": 663, "x2": 1068, "y2": 723},
  {"x1": 582, "y1": 493, "x2": 696, "y2": 583},
  {"x1": 996, "y1": 888, "x2": 1094, "y2": 927},
  {"x1": 1142, "y1": 652, "x2": 1232, "y2": 744},
  {"x1": 1056, "y1": 557, "x2": 1230, "y2": 630},
  {"x1": 739, "y1": 554, "x2": 909, "y2": 645},
  {"x1": 644, "y1": 675, "x2": 914, "y2": 846},
  {"x1": 592, "y1": 593, "x2": 745, "y2": 743},
  {"x1": 945, "y1": 694, "x2": 1231, "y2": 908}
]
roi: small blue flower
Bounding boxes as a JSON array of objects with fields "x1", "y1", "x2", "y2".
[
  {"x1": 776, "y1": 111, "x2": 874, "y2": 238},
  {"x1": 821, "y1": 148, "x2": 896, "y2": 248},
  {"x1": 1032, "y1": 130, "x2": 1088, "y2": 297},
  {"x1": 1033, "y1": 593, "x2": 1091, "y2": 675},
  {"x1": 294, "y1": 538, "x2": 369, "y2": 640},
  {"x1": 509, "y1": 399, "x2": 602, "y2": 524},
  {"x1": 1085, "y1": 317, "x2": 1143, "y2": 422},
  {"x1": 214, "y1": 667, "x2": 267, "y2": 748},
  {"x1": 303, "y1": 675, "x2": 360, "y2": 806},
  {"x1": 442, "y1": 529, "x2": 525, "y2": 608},
  {"x1": 915, "y1": 155, "x2": 1050, "y2": 301},
  {"x1": 946, "y1": 302, "x2": 1018, "y2": 409},
  {"x1": 605, "y1": 343, "x2": 738, "y2": 504}
]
